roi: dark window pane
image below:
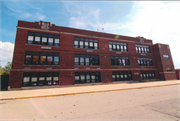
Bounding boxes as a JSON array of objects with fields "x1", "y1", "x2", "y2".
[
  {"x1": 23, "y1": 75, "x2": 30, "y2": 86},
  {"x1": 25, "y1": 55, "x2": 32, "y2": 64},
  {"x1": 94, "y1": 43, "x2": 98, "y2": 49},
  {"x1": 136, "y1": 47, "x2": 139, "y2": 53},
  {"x1": 42, "y1": 37, "x2": 47, "y2": 45},
  {"x1": 53, "y1": 76, "x2": 59, "y2": 85},
  {"x1": 117, "y1": 45, "x2": 120, "y2": 51},
  {"x1": 40, "y1": 56, "x2": 46, "y2": 65},
  {"x1": 33, "y1": 56, "x2": 39, "y2": 64},
  {"x1": 124, "y1": 45, "x2": 127, "y2": 51},
  {"x1": 27, "y1": 36, "x2": 34, "y2": 44},
  {"x1": 48, "y1": 38, "x2": 53, "y2": 46},
  {"x1": 80, "y1": 57, "x2": 84, "y2": 65},
  {"x1": 46, "y1": 74, "x2": 52, "y2": 85},
  {"x1": 89, "y1": 42, "x2": 93, "y2": 49},
  {"x1": 91, "y1": 74, "x2": 95, "y2": 83},
  {"x1": 86, "y1": 73, "x2": 90, "y2": 83},
  {"x1": 109, "y1": 44, "x2": 112, "y2": 51},
  {"x1": 85, "y1": 41, "x2": 89, "y2": 49},
  {"x1": 47, "y1": 56, "x2": 53, "y2": 65},
  {"x1": 34, "y1": 36, "x2": 40, "y2": 44},
  {"x1": 80, "y1": 74, "x2": 85, "y2": 83},
  {"x1": 74, "y1": 57, "x2": 79, "y2": 65},
  {"x1": 54, "y1": 56, "x2": 59, "y2": 65},
  {"x1": 85, "y1": 58, "x2": 89, "y2": 65},
  {"x1": 74, "y1": 41, "x2": 79, "y2": 48},
  {"x1": 80, "y1": 41, "x2": 84, "y2": 48},
  {"x1": 54, "y1": 38, "x2": 59, "y2": 46}
]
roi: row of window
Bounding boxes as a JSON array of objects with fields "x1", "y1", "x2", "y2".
[
  {"x1": 74, "y1": 54, "x2": 99, "y2": 66},
  {"x1": 74, "y1": 37, "x2": 98, "y2": 49},
  {"x1": 109, "y1": 42, "x2": 128, "y2": 52},
  {"x1": 23, "y1": 72, "x2": 59, "y2": 87},
  {"x1": 138, "y1": 58, "x2": 153, "y2": 66},
  {"x1": 140, "y1": 71, "x2": 156, "y2": 80},
  {"x1": 111, "y1": 56, "x2": 130, "y2": 66},
  {"x1": 112, "y1": 71, "x2": 132, "y2": 81},
  {"x1": 22, "y1": 71, "x2": 157, "y2": 86},
  {"x1": 136, "y1": 45, "x2": 150, "y2": 53},
  {"x1": 26, "y1": 32, "x2": 152, "y2": 54},
  {"x1": 24, "y1": 51, "x2": 153, "y2": 67},
  {"x1": 75, "y1": 72, "x2": 101, "y2": 84},
  {"x1": 25, "y1": 52, "x2": 59, "y2": 65},
  {"x1": 27, "y1": 32, "x2": 60, "y2": 46}
]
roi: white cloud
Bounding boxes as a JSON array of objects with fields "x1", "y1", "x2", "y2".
[
  {"x1": 3, "y1": 0, "x2": 46, "y2": 20},
  {"x1": 0, "y1": 41, "x2": 14, "y2": 67},
  {"x1": 66, "y1": 1, "x2": 180, "y2": 69},
  {"x1": 68, "y1": 8, "x2": 101, "y2": 30},
  {"x1": 23, "y1": 12, "x2": 46, "y2": 20},
  {"x1": 121, "y1": 1, "x2": 180, "y2": 69}
]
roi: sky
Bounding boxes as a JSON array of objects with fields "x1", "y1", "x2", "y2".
[{"x1": 0, "y1": 0, "x2": 180, "y2": 69}]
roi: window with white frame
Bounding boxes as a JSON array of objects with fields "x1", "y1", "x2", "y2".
[
  {"x1": 74, "y1": 37, "x2": 98, "y2": 49},
  {"x1": 140, "y1": 71, "x2": 156, "y2": 80},
  {"x1": 27, "y1": 32, "x2": 60, "y2": 46},
  {"x1": 112, "y1": 71, "x2": 132, "y2": 81},
  {"x1": 136, "y1": 45, "x2": 150, "y2": 53},
  {"x1": 23, "y1": 72, "x2": 59, "y2": 86},
  {"x1": 74, "y1": 54, "x2": 99, "y2": 66},
  {"x1": 109, "y1": 41, "x2": 127, "y2": 52},
  {"x1": 25, "y1": 51, "x2": 59, "y2": 65},
  {"x1": 138, "y1": 58, "x2": 153, "y2": 66},
  {"x1": 111, "y1": 56, "x2": 130, "y2": 66}
]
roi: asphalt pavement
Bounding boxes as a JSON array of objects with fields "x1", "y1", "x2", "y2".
[{"x1": 1, "y1": 84, "x2": 180, "y2": 121}]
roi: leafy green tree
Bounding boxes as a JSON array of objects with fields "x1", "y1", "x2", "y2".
[
  {"x1": 0, "y1": 61, "x2": 12, "y2": 75},
  {"x1": 3, "y1": 61, "x2": 12, "y2": 72}
]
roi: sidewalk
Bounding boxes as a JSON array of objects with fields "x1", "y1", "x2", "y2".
[{"x1": 0, "y1": 80, "x2": 180, "y2": 100}]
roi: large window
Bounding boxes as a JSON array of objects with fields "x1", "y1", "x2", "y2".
[
  {"x1": 25, "y1": 51, "x2": 59, "y2": 65},
  {"x1": 75, "y1": 72, "x2": 101, "y2": 84},
  {"x1": 138, "y1": 58, "x2": 153, "y2": 66},
  {"x1": 109, "y1": 41, "x2": 127, "y2": 52},
  {"x1": 111, "y1": 56, "x2": 130, "y2": 66},
  {"x1": 23, "y1": 72, "x2": 59, "y2": 86},
  {"x1": 112, "y1": 71, "x2": 132, "y2": 81},
  {"x1": 74, "y1": 54, "x2": 99, "y2": 66},
  {"x1": 27, "y1": 32, "x2": 60, "y2": 46},
  {"x1": 74, "y1": 37, "x2": 98, "y2": 49},
  {"x1": 136, "y1": 45, "x2": 150, "y2": 53},
  {"x1": 140, "y1": 71, "x2": 156, "y2": 80}
]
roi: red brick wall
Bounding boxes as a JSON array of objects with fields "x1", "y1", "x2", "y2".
[
  {"x1": 9, "y1": 71, "x2": 23, "y2": 88},
  {"x1": 9, "y1": 20, "x2": 176, "y2": 88},
  {"x1": 153, "y1": 44, "x2": 176, "y2": 80}
]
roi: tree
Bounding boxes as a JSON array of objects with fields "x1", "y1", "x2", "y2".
[
  {"x1": 3, "y1": 61, "x2": 12, "y2": 72},
  {"x1": 0, "y1": 61, "x2": 12, "y2": 75}
]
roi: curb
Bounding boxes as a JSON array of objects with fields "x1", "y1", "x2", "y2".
[{"x1": 0, "y1": 83, "x2": 180, "y2": 101}]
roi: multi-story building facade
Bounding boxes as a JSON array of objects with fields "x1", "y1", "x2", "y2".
[{"x1": 9, "y1": 20, "x2": 177, "y2": 88}]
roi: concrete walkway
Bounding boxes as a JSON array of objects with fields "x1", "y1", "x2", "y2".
[{"x1": 0, "y1": 80, "x2": 180, "y2": 100}]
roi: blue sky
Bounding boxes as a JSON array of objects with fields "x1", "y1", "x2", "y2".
[{"x1": 0, "y1": 1, "x2": 179, "y2": 69}]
